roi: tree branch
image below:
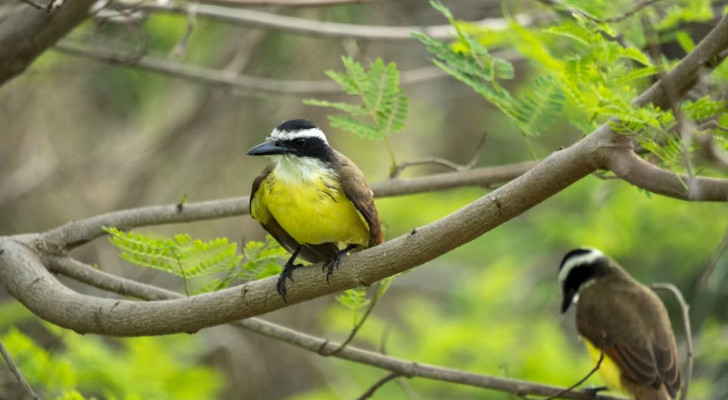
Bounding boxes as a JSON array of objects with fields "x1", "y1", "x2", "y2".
[
  {"x1": 196, "y1": 0, "x2": 377, "y2": 6},
  {"x1": 47, "y1": 256, "x2": 624, "y2": 400},
  {"x1": 41, "y1": 161, "x2": 538, "y2": 250},
  {"x1": 651, "y1": 283, "x2": 693, "y2": 400},
  {"x1": 53, "y1": 43, "x2": 447, "y2": 95},
  {"x1": 120, "y1": 3, "x2": 531, "y2": 41},
  {"x1": 606, "y1": 149, "x2": 728, "y2": 201},
  {"x1": 0, "y1": 337, "x2": 41, "y2": 400},
  {"x1": 356, "y1": 372, "x2": 401, "y2": 400}
]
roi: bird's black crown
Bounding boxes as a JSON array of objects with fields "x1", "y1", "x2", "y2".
[{"x1": 276, "y1": 119, "x2": 318, "y2": 132}]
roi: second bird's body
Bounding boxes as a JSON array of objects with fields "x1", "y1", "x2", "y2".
[{"x1": 559, "y1": 248, "x2": 681, "y2": 400}]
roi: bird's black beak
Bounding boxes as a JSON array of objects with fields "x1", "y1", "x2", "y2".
[
  {"x1": 561, "y1": 290, "x2": 575, "y2": 313},
  {"x1": 247, "y1": 139, "x2": 291, "y2": 156}
]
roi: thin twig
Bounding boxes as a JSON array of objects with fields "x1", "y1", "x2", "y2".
[
  {"x1": 543, "y1": 348, "x2": 605, "y2": 400},
  {"x1": 198, "y1": 0, "x2": 376, "y2": 6},
  {"x1": 539, "y1": 0, "x2": 662, "y2": 24},
  {"x1": 170, "y1": 2, "x2": 199, "y2": 60},
  {"x1": 390, "y1": 132, "x2": 488, "y2": 178},
  {"x1": 319, "y1": 281, "x2": 385, "y2": 356},
  {"x1": 20, "y1": 0, "x2": 63, "y2": 12},
  {"x1": 697, "y1": 226, "x2": 728, "y2": 290},
  {"x1": 53, "y1": 43, "x2": 447, "y2": 96},
  {"x1": 0, "y1": 338, "x2": 42, "y2": 400},
  {"x1": 694, "y1": 122, "x2": 728, "y2": 170},
  {"x1": 651, "y1": 283, "x2": 693, "y2": 400},
  {"x1": 356, "y1": 372, "x2": 401, "y2": 400}
]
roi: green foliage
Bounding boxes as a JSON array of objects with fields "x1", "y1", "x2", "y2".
[
  {"x1": 104, "y1": 228, "x2": 288, "y2": 294},
  {"x1": 336, "y1": 287, "x2": 370, "y2": 324},
  {"x1": 304, "y1": 56, "x2": 408, "y2": 169},
  {"x1": 683, "y1": 97, "x2": 727, "y2": 121},
  {"x1": 336, "y1": 276, "x2": 395, "y2": 327},
  {"x1": 1, "y1": 325, "x2": 222, "y2": 400},
  {"x1": 514, "y1": 75, "x2": 566, "y2": 136},
  {"x1": 415, "y1": 0, "x2": 728, "y2": 174},
  {"x1": 104, "y1": 227, "x2": 242, "y2": 295},
  {"x1": 238, "y1": 235, "x2": 290, "y2": 281}
]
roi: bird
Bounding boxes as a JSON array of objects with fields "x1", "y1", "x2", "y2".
[
  {"x1": 558, "y1": 248, "x2": 681, "y2": 400},
  {"x1": 247, "y1": 119, "x2": 383, "y2": 300}
]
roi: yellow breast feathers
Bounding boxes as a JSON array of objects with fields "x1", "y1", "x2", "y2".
[
  {"x1": 252, "y1": 157, "x2": 370, "y2": 246},
  {"x1": 583, "y1": 338, "x2": 627, "y2": 395}
]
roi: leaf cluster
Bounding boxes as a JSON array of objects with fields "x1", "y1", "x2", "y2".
[
  {"x1": 420, "y1": 0, "x2": 727, "y2": 173},
  {"x1": 305, "y1": 57, "x2": 408, "y2": 141},
  {"x1": 103, "y1": 228, "x2": 288, "y2": 295}
]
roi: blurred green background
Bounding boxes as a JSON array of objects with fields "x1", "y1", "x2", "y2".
[{"x1": 0, "y1": 0, "x2": 726, "y2": 399}]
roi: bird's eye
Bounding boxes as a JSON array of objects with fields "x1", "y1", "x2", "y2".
[{"x1": 293, "y1": 138, "x2": 306, "y2": 147}]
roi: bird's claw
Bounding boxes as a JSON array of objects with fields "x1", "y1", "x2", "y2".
[{"x1": 276, "y1": 262, "x2": 303, "y2": 301}]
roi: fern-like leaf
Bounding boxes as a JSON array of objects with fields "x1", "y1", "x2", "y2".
[
  {"x1": 104, "y1": 227, "x2": 242, "y2": 279},
  {"x1": 329, "y1": 115, "x2": 383, "y2": 140},
  {"x1": 514, "y1": 75, "x2": 566, "y2": 136}
]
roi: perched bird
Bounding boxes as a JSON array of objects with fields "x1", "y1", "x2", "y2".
[
  {"x1": 559, "y1": 248, "x2": 681, "y2": 400},
  {"x1": 248, "y1": 119, "x2": 383, "y2": 299}
]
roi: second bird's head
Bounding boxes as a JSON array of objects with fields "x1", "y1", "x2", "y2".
[
  {"x1": 247, "y1": 119, "x2": 335, "y2": 163},
  {"x1": 558, "y1": 247, "x2": 615, "y2": 314}
]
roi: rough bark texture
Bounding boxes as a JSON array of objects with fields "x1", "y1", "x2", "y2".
[{"x1": 0, "y1": 0, "x2": 95, "y2": 85}]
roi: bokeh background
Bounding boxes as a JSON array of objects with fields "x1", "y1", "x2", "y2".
[{"x1": 1, "y1": 0, "x2": 727, "y2": 399}]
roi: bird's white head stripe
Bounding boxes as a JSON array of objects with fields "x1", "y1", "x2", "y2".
[
  {"x1": 558, "y1": 247, "x2": 604, "y2": 289},
  {"x1": 270, "y1": 127, "x2": 328, "y2": 144}
]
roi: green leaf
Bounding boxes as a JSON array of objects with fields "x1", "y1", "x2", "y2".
[
  {"x1": 618, "y1": 47, "x2": 651, "y2": 66},
  {"x1": 328, "y1": 115, "x2": 383, "y2": 140},
  {"x1": 683, "y1": 97, "x2": 727, "y2": 120},
  {"x1": 302, "y1": 99, "x2": 366, "y2": 116},
  {"x1": 514, "y1": 75, "x2": 566, "y2": 136},
  {"x1": 546, "y1": 24, "x2": 594, "y2": 47},
  {"x1": 614, "y1": 66, "x2": 661, "y2": 86},
  {"x1": 238, "y1": 235, "x2": 289, "y2": 281},
  {"x1": 717, "y1": 113, "x2": 728, "y2": 130},
  {"x1": 306, "y1": 56, "x2": 409, "y2": 152},
  {"x1": 103, "y1": 227, "x2": 242, "y2": 281},
  {"x1": 336, "y1": 287, "x2": 370, "y2": 312},
  {"x1": 675, "y1": 30, "x2": 696, "y2": 53}
]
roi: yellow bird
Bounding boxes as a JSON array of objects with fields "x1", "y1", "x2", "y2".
[
  {"x1": 248, "y1": 119, "x2": 383, "y2": 299},
  {"x1": 559, "y1": 248, "x2": 681, "y2": 400}
]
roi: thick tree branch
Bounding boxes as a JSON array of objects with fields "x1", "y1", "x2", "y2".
[
  {"x1": 53, "y1": 43, "x2": 447, "y2": 95},
  {"x1": 0, "y1": 0, "x2": 96, "y2": 85},
  {"x1": 606, "y1": 149, "x2": 728, "y2": 201},
  {"x1": 48, "y1": 256, "x2": 623, "y2": 400}
]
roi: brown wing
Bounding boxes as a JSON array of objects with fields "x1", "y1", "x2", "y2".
[
  {"x1": 334, "y1": 150, "x2": 383, "y2": 247},
  {"x1": 576, "y1": 277, "x2": 681, "y2": 396},
  {"x1": 250, "y1": 164, "x2": 339, "y2": 263}
]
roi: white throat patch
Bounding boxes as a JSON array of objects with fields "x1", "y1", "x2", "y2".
[
  {"x1": 272, "y1": 155, "x2": 333, "y2": 183},
  {"x1": 269, "y1": 127, "x2": 328, "y2": 144},
  {"x1": 558, "y1": 248, "x2": 604, "y2": 291}
]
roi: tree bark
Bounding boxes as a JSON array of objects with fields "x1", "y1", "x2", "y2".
[{"x1": 0, "y1": 0, "x2": 95, "y2": 86}]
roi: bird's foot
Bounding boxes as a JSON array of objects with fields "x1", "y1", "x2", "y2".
[
  {"x1": 323, "y1": 244, "x2": 358, "y2": 283},
  {"x1": 276, "y1": 261, "x2": 304, "y2": 301}
]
